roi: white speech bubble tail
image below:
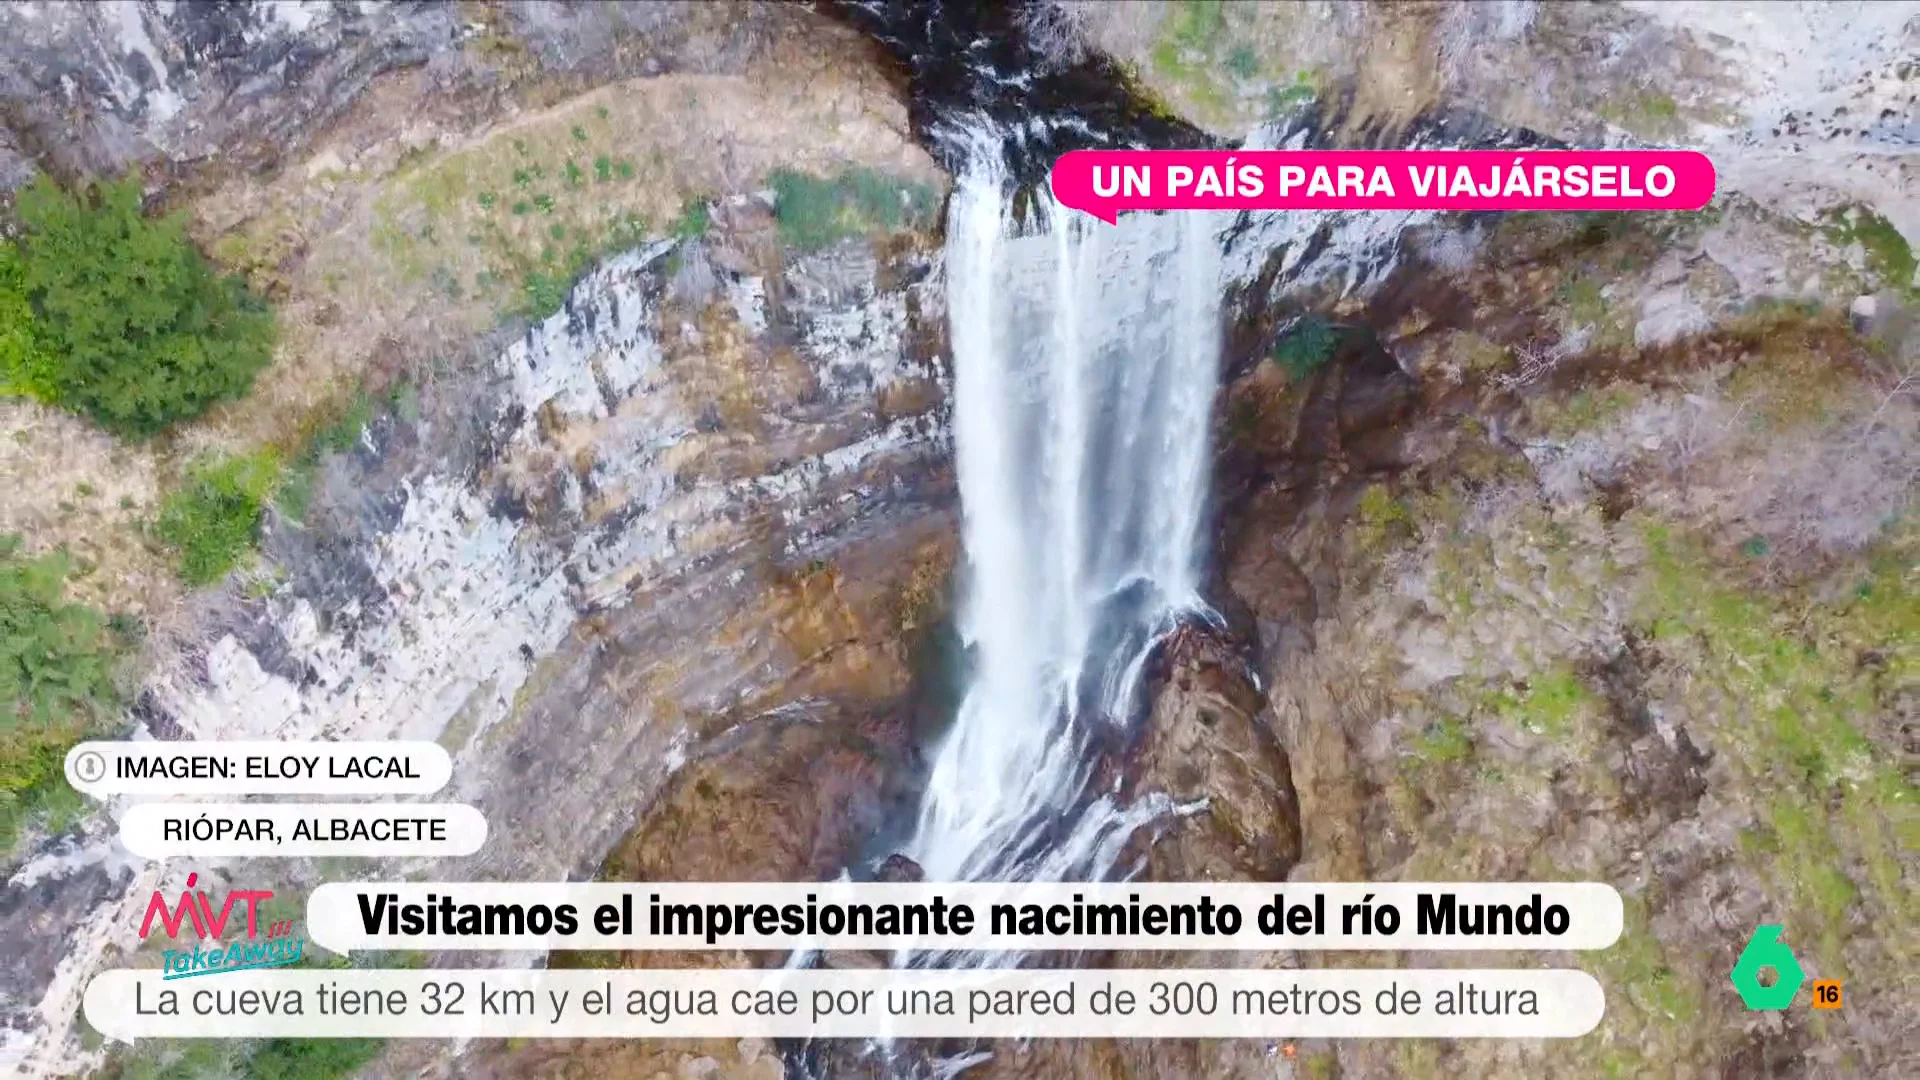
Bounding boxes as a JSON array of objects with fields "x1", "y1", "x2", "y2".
[
  {"x1": 305, "y1": 882, "x2": 359, "y2": 958},
  {"x1": 81, "y1": 972, "x2": 138, "y2": 1045}
]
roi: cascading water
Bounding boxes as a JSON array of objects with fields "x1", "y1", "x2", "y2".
[{"x1": 905, "y1": 130, "x2": 1225, "y2": 890}]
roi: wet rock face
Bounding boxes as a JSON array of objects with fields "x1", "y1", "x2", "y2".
[
  {"x1": 604, "y1": 701, "x2": 915, "y2": 886},
  {"x1": 1127, "y1": 623, "x2": 1302, "y2": 884},
  {"x1": 826, "y1": 0, "x2": 1210, "y2": 179}
]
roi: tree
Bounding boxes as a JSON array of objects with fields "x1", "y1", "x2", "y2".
[{"x1": 7, "y1": 174, "x2": 275, "y2": 437}]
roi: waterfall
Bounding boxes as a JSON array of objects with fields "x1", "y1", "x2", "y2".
[{"x1": 906, "y1": 134, "x2": 1224, "y2": 887}]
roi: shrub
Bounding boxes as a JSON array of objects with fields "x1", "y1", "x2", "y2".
[
  {"x1": 7, "y1": 174, "x2": 275, "y2": 437},
  {"x1": 276, "y1": 385, "x2": 384, "y2": 522},
  {"x1": 669, "y1": 196, "x2": 712, "y2": 241},
  {"x1": 247, "y1": 1038, "x2": 385, "y2": 1080},
  {"x1": 0, "y1": 245, "x2": 59, "y2": 400},
  {"x1": 154, "y1": 451, "x2": 282, "y2": 585},
  {"x1": 100, "y1": 1036, "x2": 383, "y2": 1080},
  {"x1": 0, "y1": 537, "x2": 123, "y2": 850},
  {"x1": 1270, "y1": 314, "x2": 1338, "y2": 380},
  {"x1": 767, "y1": 167, "x2": 939, "y2": 252}
]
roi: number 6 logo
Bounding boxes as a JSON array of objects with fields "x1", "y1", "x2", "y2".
[{"x1": 1729, "y1": 924, "x2": 1804, "y2": 1010}]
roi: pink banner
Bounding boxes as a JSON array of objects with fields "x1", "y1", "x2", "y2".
[{"x1": 1049, "y1": 149, "x2": 1716, "y2": 223}]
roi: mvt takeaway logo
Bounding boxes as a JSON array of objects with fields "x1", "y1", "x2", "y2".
[{"x1": 141, "y1": 873, "x2": 304, "y2": 979}]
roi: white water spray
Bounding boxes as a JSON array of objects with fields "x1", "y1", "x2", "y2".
[{"x1": 907, "y1": 137, "x2": 1224, "y2": 886}]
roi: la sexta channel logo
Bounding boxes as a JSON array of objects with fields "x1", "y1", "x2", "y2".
[
  {"x1": 141, "y1": 873, "x2": 305, "y2": 980},
  {"x1": 1731, "y1": 924, "x2": 1843, "y2": 1012}
]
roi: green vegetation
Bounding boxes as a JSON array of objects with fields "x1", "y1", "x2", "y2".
[
  {"x1": 1556, "y1": 269, "x2": 1635, "y2": 352},
  {"x1": 1353, "y1": 483, "x2": 1416, "y2": 556},
  {"x1": 766, "y1": 167, "x2": 939, "y2": 253},
  {"x1": 0, "y1": 246, "x2": 58, "y2": 400},
  {"x1": 154, "y1": 451, "x2": 283, "y2": 586},
  {"x1": 669, "y1": 196, "x2": 712, "y2": 241},
  {"x1": 1721, "y1": 311, "x2": 1853, "y2": 431},
  {"x1": 1269, "y1": 314, "x2": 1338, "y2": 380},
  {"x1": 1585, "y1": 894, "x2": 1704, "y2": 1077},
  {"x1": 1561, "y1": 272, "x2": 1610, "y2": 327},
  {"x1": 1487, "y1": 666, "x2": 1594, "y2": 738},
  {"x1": 372, "y1": 108, "x2": 653, "y2": 322},
  {"x1": 1598, "y1": 90, "x2": 1684, "y2": 140},
  {"x1": 1452, "y1": 332, "x2": 1510, "y2": 376},
  {"x1": 1819, "y1": 204, "x2": 1916, "y2": 296},
  {"x1": 1163, "y1": 0, "x2": 1228, "y2": 52},
  {"x1": 1412, "y1": 714, "x2": 1473, "y2": 765},
  {"x1": 1225, "y1": 44, "x2": 1259, "y2": 80},
  {"x1": 0, "y1": 537, "x2": 125, "y2": 849},
  {"x1": 1265, "y1": 76, "x2": 1316, "y2": 118},
  {"x1": 1144, "y1": 1, "x2": 1316, "y2": 124},
  {"x1": 273, "y1": 386, "x2": 379, "y2": 522},
  {"x1": 1533, "y1": 382, "x2": 1642, "y2": 439},
  {"x1": 1148, "y1": 1, "x2": 1236, "y2": 119},
  {"x1": 248, "y1": 1039, "x2": 385, "y2": 1080},
  {"x1": 1639, "y1": 523, "x2": 1916, "y2": 977},
  {"x1": 503, "y1": 206, "x2": 647, "y2": 321},
  {"x1": 553, "y1": 948, "x2": 627, "y2": 970},
  {"x1": 1151, "y1": 1, "x2": 1229, "y2": 83},
  {"x1": 2, "y1": 175, "x2": 275, "y2": 437},
  {"x1": 101, "y1": 1036, "x2": 382, "y2": 1080}
]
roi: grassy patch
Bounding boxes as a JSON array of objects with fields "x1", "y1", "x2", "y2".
[
  {"x1": 1143, "y1": 1, "x2": 1319, "y2": 124},
  {"x1": 668, "y1": 196, "x2": 712, "y2": 242},
  {"x1": 1265, "y1": 77, "x2": 1316, "y2": 117},
  {"x1": 1562, "y1": 273, "x2": 1609, "y2": 326},
  {"x1": 1152, "y1": 1, "x2": 1229, "y2": 76},
  {"x1": 154, "y1": 451, "x2": 283, "y2": 585},
  {"x1": 0, "y1": 538, "x2": 126, "y2": 850},
  {"x1": 245, "y1": 1038, "x2": 385, "y2": 1080},
  {"x1": 1149, "y1": 1, "x2": 1237, "y2": 118},
  {"x1": 1411, "y1": 714, "x2": 1473, "y2": 766},
  {"x1": 1486, "y1": 666, "x2": 1594, "y2": 738},
  {"x1": 272, "y1": 385, "x2": 383, "y2": 523},
  {"x1": 1557, "y1": 269, "x2": 1635, "y2": 352},
  {"x1": 1584, "y1": 893, "x2": 1703, "y2": 1075},
  {"x1": 1638, "y1": 522, "x2": 1916, "y2": 977},
  {"x1": 1451, "y1": 332, "x2": 1510, "y2": 377},
  {"x1": 0, "y1": 244, "x2": 59, "y2": 401},
  {"x1": 1598, "y1": 90, "x2": 1685, "y2": 140},
  {"x1": 371, "y1": 104, "x2": 658, "y2": 321},
  {"x1": 1721, "y1": 313, "x2": 1854, "y2": 431},
  {"x1": 766, "y1": 167, "x2": 938, "y2": 253},
  {"x1": 1353, "y1": 483, "x2": 1416, "y2": 557},
  {"x1": 1819, "y1": 204, "x2": 1916, "y2": 296},
  {"x1": 552, "y1": 948, "x2": 628, "y2": 970},
  {"x1": 1532, "y1": 382, "x2": 1643, "y2": 439}
]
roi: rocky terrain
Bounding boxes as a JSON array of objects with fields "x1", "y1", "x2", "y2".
[
  {"x1": 3, "y1": 3, "x2": 954, "y2": 1075},
  {"x1": 1, "y1": 3, "x2": 1914, "y2": 1079}
]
